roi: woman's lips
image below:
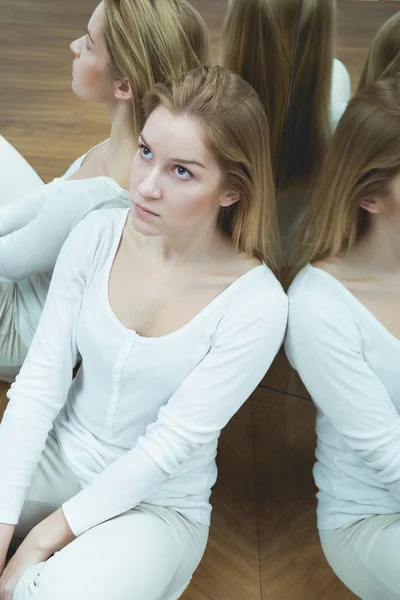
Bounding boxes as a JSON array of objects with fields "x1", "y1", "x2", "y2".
[{"x1": 133, "y1": 202, "x2": 159, "y2": 219}]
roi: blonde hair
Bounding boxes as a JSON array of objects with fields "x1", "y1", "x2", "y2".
[
  {"x1": 222, "y1": 0, "x2": 335, "y2": 190},
  {"x1": 357, "y1": 11, "x2": 400, "y2": 92},
  {"x1": 103, "y1": 0, "x2": 210, "y2": 140},
  {"x1": 289, "y1": 76, "x2": 400, "y2": 281},
  {"x1": 143, "y1": 66, "x2": 281, "y2": 271}
]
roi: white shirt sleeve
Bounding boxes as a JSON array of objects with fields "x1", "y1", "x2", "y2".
[
  {"x1": 0, "y1": 178, "x2": 123, "y2": 283},
  {"x1": 331, "y1": 59, "x2": 351, "y2": 129},
  {"x1": 285, "y1": 292, "x2": 400, "y2": 498},
  {"x1": 0, "y1": 217, "x2": 94, "y2": 525},
  {"x1": 62, "y1": 289, "x2": 288, "y2": 536},
  {"x1": 0, "y1": 183, "x2": 50, "y2": 237}
]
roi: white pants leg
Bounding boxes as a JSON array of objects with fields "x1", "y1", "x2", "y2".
[
  {"x1": 0, "y1": 282, "x2": 28, "y2": 382},
  {"x1": 319, "y1": 514, "x2": 400, "y2": 600},
  {"x1": 12, "y1": 432, "x2": 209, "y2": 600},
  {"x1": 0, "y1": 136, "x2": 44, "y2": 208},
  {"x1": 0, "y1": 136, "x2": 45, "y2": 380}
]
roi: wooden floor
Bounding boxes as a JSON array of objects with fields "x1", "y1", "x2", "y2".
[{"x1": 1, "y1": 1, "x2": 398, "y2": 598}]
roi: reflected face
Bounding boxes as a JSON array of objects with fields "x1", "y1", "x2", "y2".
[
  {"x1": 70, "y1": 2, "x2": 116, "y2": 103},
  {"x1": 128, "y1": 106, "x2": 237, "y2": 238}
]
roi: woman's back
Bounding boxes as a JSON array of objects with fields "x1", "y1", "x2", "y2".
[{"x1": 286, "y1": 264, "x2": 400, "y2": 529}]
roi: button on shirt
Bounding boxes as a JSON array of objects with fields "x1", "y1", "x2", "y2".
[{"x1": 0, "y1": 208, "x2": 288, "y2": 536}]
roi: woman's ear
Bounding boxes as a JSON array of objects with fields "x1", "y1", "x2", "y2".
[
  {"x1": 219, "y1": 190, "x2": 240, "y2": 208},
  {"x1": 114, "y1": 78, "x2": 132, "y2": 102},
  {"x1": 359, "y1": 195, "x2": 381, "y2": 214}
]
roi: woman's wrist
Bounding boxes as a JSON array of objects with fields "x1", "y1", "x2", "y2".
[
  {"x1": 30, "y1": 508, "x2": 75, "y2": 554},
  {"x1": 0, "y1": 524, "x2": 15, "y2": 549}
]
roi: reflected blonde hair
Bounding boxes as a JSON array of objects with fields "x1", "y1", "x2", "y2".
[
  {"x1": 357, "y1": 11, "x2": 400, "y2": 92},
  {"x1": 289, "y1": 76, "x2": 400, "y2": 281},
  {"x1": 143, "y1": 66, "x2": 281, "y2": 270},
  {"x1": 222, "y1": 0, "x2": 335, "y2": 190},
  {"x1": 103, "y1": 0, "x2": 210, "y2": 139}
]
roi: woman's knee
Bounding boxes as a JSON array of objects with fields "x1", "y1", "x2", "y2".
[
  {"x1": 14, "y1": 508, "x2": 201, "y2": 600},
  {"x1": 320, "y1": 515, "x2": 400, "y2": 600}
]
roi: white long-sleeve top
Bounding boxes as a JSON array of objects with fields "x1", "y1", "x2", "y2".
[
  {"x1": 0, "y1": 141, "x2": 129, "y2": 347},
  {"x1": 0, "y1": 208, "x2": 288, "y2": 536},
  {"x1": 285, "y1": 265, "x2": 400, "y2": 531}
]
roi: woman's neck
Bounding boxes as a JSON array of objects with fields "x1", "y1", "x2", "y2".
[
  {"x1": 105, "y1": 100, "x2": 137, "y2": 188},
  {"x1": 345, "y1": 217, "x2": 400, "y2": 278}
]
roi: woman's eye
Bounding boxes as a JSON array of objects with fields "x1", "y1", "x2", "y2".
[
  {"x1": 86, "y1": 36, "x2": 91, "y2": 50},
  {"x1": 173, "y1": 166, "x2": 192, "y2": 180},
  {"x1": 139, "y1": 144, "x2": 153, "y2": 160}
]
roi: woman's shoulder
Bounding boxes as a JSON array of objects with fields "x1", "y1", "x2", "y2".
[
  {"x1": 218, "y1": 263, "x2": 287, "y2": 332},
  {"x1": 233, "y1": 254, "x2": 286, "y2": 298},
  {"x1": 331, "y1": 59, "x2": 351, "y2": 127},
  {"x1": 332, "y1": 58, "x2": 350, "y2": 82},
  {"x1": 61, "y1": 139, "x2": 110, "y2": 179},
  {"x1": 78, "y1": 206, "x2": 129, "y2": 229},
  {"x1": 287, "y1": 264, "x2": 358, "y2": 332},
  {"x1": 70, "y1": 207, "x2": 129, "y2": 245},
  {"x1": 58, "y1": 174, "x2": 127, "y2": 195}
]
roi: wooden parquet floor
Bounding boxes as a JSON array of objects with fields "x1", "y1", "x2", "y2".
[{"x1": 1, "y1": 0, "x2": 397, "y2": 598}]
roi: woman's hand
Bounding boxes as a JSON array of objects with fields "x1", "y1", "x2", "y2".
[
  {"x1": 0, "y1": 509, "x2": 75, "y2": 600},
  {"x1": 0, "y1": 535, "x2": 49, "y2": 600}
]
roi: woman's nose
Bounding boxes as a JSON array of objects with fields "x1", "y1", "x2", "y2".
[
  {"x1": 70, "y1": 37, "x2": 81, "y2": 57},
  {"x1": 137, "y1": 170, "x2": 162, "y2": 200}
]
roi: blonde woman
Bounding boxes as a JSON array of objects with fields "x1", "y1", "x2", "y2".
[
  {"x1": 358, "y1": 10, "x2": 400, "y2": 92},
  {"x1": 0, "y1": 66, "x2": 287, "y2": 600},
  {"x1": 285, "y1": 76, "x2": 400, "y2": 600},
  {"x1": 0, "y1": 0, "x2": 209, "y2": 383},
  {"x1": 222, "y1": 0, "x2": 351, "y2": 258}
]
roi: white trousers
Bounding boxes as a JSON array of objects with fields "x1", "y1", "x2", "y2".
[
  {"x1": 320, "y1": 514, "x2": 400, "y2": 600},
  {"x1": 0, "y1": 136, "x2": 44, "y2": 208},
  {"x1": 11, "y1": 432, "x2": 209, "y2": 600},
  {"x1": 0, "y1": 282, "x2": 28, "y2": 383},
  {"x1": 0, "y1": 136, "x2": 45, "y2": 382}
]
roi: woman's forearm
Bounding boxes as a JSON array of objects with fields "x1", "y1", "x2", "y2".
[
  {"x1": 0, "y1": 523, "x2": 15, "y2": 571},
  {"x1": 30, "y1": 509, "x2": 76, "y2": 555}
]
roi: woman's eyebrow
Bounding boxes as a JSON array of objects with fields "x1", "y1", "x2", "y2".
[{"x1": 140, "y1": 133, "x2": 207, "y2": 169}]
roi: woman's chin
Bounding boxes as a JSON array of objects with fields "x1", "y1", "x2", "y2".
[{"x1": 129, "y1": 212, "x2": 160, "y2": 237}]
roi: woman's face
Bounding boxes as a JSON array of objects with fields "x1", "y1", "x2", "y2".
[
  {"x1": 128, "y1": 106, "x2": 239, "y2": 238},
  {"x1": 70, "y1": 2, "x2": 116, "y2": 103}
]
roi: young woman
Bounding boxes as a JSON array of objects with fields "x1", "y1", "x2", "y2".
[
  {"x1": 357, "y1": 10, "x2": 400, "y2": 92},
  {"x1": 285, "y1": 76, "x2": 400, "y2": 600},
  {"x1": 221, "y1": 0, "x2": 351, "y2": 259},
  {"x1": 0, "y1": 66, "x2": 287, "y2": 600},
  {"x1": 0, "y1": 0, "x2": 210, "y2": 383}
]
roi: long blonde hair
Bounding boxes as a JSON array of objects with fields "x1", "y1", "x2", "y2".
[
  {"x1": 357, "y1": 11, "x2": 400, "y2": 92},
  {"x1": 143, "y1": 66, "x2": 281, "y2": 271},
  {"x1": 289, "y1": 76, "x2": 400, "y2": 281},
  {"x1": 222, "y1": 0, "x2": 335, "y2": 190},
  {"x1": 103, "y1": 0, "x2": 210, "y2": 140}
]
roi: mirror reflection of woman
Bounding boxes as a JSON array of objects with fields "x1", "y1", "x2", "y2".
[
  {"x1": 222, "y1": 0, "x2": 351, "y2": 259},
  {"x1": 286, "y1": 76, "x2": 400, "y2": 600},
  {"x1": 0, "y1": 0, "x2": 209, "y2": 383},
  {"x1": 357, "y1": 10, "x2": 400, "y2": 92},
  {"x1": 0, "y1": 66, "x2": 288, "y2": 600}
]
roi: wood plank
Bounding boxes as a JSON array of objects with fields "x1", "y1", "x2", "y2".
[{"x1": 253, "y1": 388, "x2": 356, "y2": 600}]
